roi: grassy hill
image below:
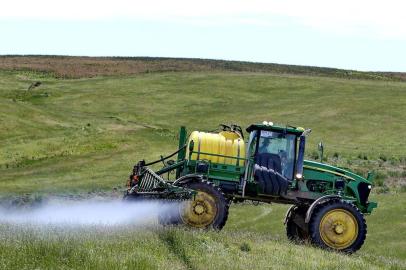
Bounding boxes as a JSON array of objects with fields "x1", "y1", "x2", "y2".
[
  {"x1": 0, "y1": 56, "x2": 405, "y2": 269},
  {"x1": 1, "y1": 55, "x2": 406, "y2": 81}
]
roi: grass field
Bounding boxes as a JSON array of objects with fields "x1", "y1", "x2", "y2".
[
  {"x1": 0, "y1": 56, "x2": 405, "y2": 269},
  {"x1": 0, "y1": 193, "x2": 405, "y2": 269}
]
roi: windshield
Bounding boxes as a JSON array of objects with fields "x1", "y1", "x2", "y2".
[
  {"x1": 246, "y1": 130, "x2": 257, "y2": 159},
  {"x1": 258, "y1": 130, "x2": 296, "y2": 179}
]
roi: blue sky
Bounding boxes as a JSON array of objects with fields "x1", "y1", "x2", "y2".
[{"x1": 1, "y1": 0, "x2": 405, "y2": 72}]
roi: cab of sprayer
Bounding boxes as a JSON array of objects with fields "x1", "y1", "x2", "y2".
[{"x1": 244, "y1": 122, "x2": 310, "y2": 185}]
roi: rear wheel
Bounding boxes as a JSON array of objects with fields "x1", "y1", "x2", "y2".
[
  {"x1": 309, "y1": 200, "x2": 367, "y2": 253},
  {"x1": 179, "y1": 180, "x2": 229, "y2": 230}
]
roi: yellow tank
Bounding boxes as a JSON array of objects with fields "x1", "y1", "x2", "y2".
[{"x1": 186, "y1": 130, "x2": 245, "y2": 166}]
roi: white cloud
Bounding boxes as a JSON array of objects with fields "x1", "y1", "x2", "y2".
[{"x1": 1, "y1": 0, "x2": 406, "y2": 39}]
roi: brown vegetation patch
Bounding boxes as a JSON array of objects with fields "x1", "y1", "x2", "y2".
[{"x1": 1, "y1": 55, "x2": 405, "y2": 81}]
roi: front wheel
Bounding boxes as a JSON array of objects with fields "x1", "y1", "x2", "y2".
[
  {"x1": 179, "y1": 180, "x2": 229, "y2": 230},
  {"x1": 309, "y1": 200, "x2": 367, "y2": 253},
  {"x1": 286, "y1": 206, "x2": 309, "y2": 243}
]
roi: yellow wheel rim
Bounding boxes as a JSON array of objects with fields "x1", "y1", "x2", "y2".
[
  {"x1": 319, "y1": 209, "x2": 358, "y2": 249},
  {"x1": 180, "y1": 190, "x2": 217, "y2": 228}
]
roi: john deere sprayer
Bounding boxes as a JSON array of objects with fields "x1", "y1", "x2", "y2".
[{"x1": 125, "y1": 122, "x2": 377, "y2": 253}]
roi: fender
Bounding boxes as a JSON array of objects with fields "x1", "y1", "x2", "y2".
[
  {"x1": 173, "y1": 174, "x2": 204, "y2": 187},
  {"x1": 284, "y1": 205, "x2": 296, "y2": 225},
  {"x1": 304, "y1": 195, "x2": 341, "y2": 223}
]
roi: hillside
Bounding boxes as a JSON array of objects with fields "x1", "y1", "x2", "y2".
[
  {"x1": 1, "y1": 68, "x2": 405, "y2": 193},
  {"x1": 1, "y1": 55, "x2": 406, "y2": 80},
  {"x1": 0, "y1": 58, "x2": 405, "y2": 269}
]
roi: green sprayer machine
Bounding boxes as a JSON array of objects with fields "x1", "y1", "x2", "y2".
[{"x1": 125, "y1": 122, "x2": 377, "y2": 253}]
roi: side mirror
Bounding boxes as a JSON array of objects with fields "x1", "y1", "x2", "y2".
[
  {"x1": 318, "y1": 141, "x2": 324, "y2": 163},
  {"x1": 296, "y1": 135, "x2": 306, "y2": 179}
]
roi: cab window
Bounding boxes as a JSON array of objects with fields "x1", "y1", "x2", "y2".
[{"x1": 258, "y1": 131, "x2": 296, "y2": 180}]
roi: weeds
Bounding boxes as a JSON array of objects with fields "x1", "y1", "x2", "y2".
[
  {"x1": 309, "y1": 151, "x2": 319, "y2": 160},
  {"x1": 240, "y1": 242, "x2": 251, "y2": 252},
  {"x1": 379, "y1": 154, "x2": 388, "y2": 162},
  {"x1": 358, "y1": 153, "x2": 368, "y2": 160}
]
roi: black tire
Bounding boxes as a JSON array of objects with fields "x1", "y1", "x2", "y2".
[
  {"x1": 309, "y1": 200, "x2": 367, "y2": 253},
  {"x1": 180, "y1": 180, "x2": 229, "y2": 230},
  {"x1": 286, "y1": 206, "x2": 309, "y2": 243},
  {"x1": 254, "y1": 165, "x2": 266, "y2": 193},
  {"x1": 254, "y1": 165, "x2": 289, "y2": 196}
]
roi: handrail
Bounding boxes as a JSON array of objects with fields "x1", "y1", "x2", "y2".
[
  {"x1": 190, "y1": 150, "x2": 247, "y2": 161},
  {"x1": 144, "y1": 145, "x2": 186, "y2": 166},
  {"x1": 155, "y1": 160, "x2": 186, "y2": 175}
]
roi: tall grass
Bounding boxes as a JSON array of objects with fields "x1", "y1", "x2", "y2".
[{"x1": 0, "y1": 194, "x2": 405, "y2": 269}]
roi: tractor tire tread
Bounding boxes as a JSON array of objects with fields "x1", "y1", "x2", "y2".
[
  {"x1": 183, "y1": 179, "x2": 229, "y2": 230},
  {"x1": 308, "y1": 199, "x2": 367, "y2": 253}
]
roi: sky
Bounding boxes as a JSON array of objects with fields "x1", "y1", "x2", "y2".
[{"x1": 1, "y1": 0, "x2": 405, "y2": 72}]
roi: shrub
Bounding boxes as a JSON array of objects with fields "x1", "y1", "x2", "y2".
[
  {"x1": 375, "y1": 178, "x2": 385, "y2": 187},
  {"x1": 388, "y1": 171, "x2": 400, "y2": 177},
  {"x1": 389, "y1": 157, "x2": 399, "y2": 165},
  {"x1": 240, "y1": 242, "x2": 251, "y2": 252},
  {"x1": 357, "y1": 153, "x2": 368, "y2": 160},
  {"x1": 309, "y1": 151, "x2": 319, "y2": 160},
  {"x1": 374, "y1": 171, "x2": 387, "y2": 187}
]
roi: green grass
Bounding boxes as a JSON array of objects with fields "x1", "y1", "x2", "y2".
[
  {"x1": 0, "y1": 194, "x2": 405, "y2": 269},
  {"x1": 1, "y1": 71, "x2": 405, "y2": 194},
  {"x1": 1, "y1": 67, "x2": 406, "y2": 269}
]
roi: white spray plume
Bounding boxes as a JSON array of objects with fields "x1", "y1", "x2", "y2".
[{"x1": 0, "y1": 199, "x2": 181, "y2": 227}]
